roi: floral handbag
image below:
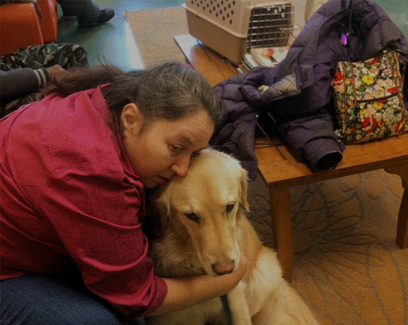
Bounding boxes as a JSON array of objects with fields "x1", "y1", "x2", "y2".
[{"x1": 331, "y1": 49, "x2": 408, "y2": 144}]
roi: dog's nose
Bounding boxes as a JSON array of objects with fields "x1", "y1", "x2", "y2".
[{"x1": 212, "y1": 260, "x2": 235, "y2": 275}]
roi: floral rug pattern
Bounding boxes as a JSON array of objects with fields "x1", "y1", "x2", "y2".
[{"x1": 248, "y1": 169, "x2": 408, "y2": 325}]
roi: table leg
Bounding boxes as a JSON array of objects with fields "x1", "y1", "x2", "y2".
[
  {"x1": 268, "y1": 185, "x2": 294, "y2": 281},
  {"x1": 384, "y1": 165, "x2": 408, "y2": 248}
]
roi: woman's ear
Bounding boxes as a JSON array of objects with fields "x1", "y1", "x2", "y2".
[{"x1": 121, "y1": 103, "x2": 143, "y2": 135}]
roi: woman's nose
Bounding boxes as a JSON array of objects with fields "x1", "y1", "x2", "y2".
[{"x1": 171, "y1": 155, "x2": 190, "y2": 177}]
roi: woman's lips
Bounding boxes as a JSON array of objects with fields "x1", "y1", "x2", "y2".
[{"x1": 157, "y1": 176, "x2": 169, "y2": 184}]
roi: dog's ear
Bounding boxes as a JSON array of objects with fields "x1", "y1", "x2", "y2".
[
  {"x1": 155, "y1": 189, "x2": 190, "y2": 241},
  {"x1": 239, "y1": 168, "x2": 250, "y2": 212},
  {"x1": 144, "y1": 187, "x2": 172, "y2": 241},
  {"x1": 153, "y1": 191, "x2": 172, "y2": 239}
]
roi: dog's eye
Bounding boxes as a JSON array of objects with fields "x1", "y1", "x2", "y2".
[
  {"x1": 185, "y1": 213, "x2": 200, "y2": 223},
  {"x1": 226, "y1": 204, "x2": 235, "y2": 213}
]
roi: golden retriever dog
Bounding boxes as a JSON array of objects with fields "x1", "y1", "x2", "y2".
[{"x1": 146, "y1": 148, "x2": 319, "y2": 325}]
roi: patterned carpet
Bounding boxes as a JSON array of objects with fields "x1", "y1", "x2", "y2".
[
  {"x1": 125, "y1": 6, "x2": 408, "y2": 324},
  {"x1": 124, "y1": 7, "x2": 188, "y2": 68},
  {"x1": 248, "y1": 169, "x2": 407, "y2": 324}
]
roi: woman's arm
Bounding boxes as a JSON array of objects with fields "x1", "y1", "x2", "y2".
[
  {"x1": 148, "y1": 255, "x2": 247, "y2": 316},
  {"x1": 0, "y1": 68, "x2": 47, "y2": 102},
  {"x1": 0, "y1": 65, "x2": 65, "y2": 103}
]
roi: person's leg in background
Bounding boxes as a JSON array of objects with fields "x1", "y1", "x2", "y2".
[{"x1": 57, "y1": 0, "x2": 114, "y2": 27}]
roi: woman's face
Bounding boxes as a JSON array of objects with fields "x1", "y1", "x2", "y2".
[{"x1": 121, "y1": 103, "x2": 214, "y2": 188}]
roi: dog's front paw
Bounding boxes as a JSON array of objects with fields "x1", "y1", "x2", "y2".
[{"x1": 227, "y1": 283, "x2": 252, "y2": 325}]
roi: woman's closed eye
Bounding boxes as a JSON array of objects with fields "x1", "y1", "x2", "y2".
[{"x1": 170, "y1": 144, "x2": 184, "y2": 155}]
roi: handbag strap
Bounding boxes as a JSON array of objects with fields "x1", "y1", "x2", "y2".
[{"x1": 299, "y1": 0, "x2": 354, "y2": 88}]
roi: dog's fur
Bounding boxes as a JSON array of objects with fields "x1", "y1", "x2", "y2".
[{"x1": 146, "y1": 148, "x2": 319, "y2": 325}]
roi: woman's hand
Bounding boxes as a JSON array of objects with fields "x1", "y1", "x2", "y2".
[
  {"x1": 46, "y1": 65, "x2": 66, "y2": 84},
  {"x1": 149, "y1": 254, "x2": 247, "y2": 316}
]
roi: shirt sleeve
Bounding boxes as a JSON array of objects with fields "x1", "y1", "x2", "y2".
[
  {"x1": 32, "y1": 162, "x2": 167, "y2": 316},
  {"x1": 42, "y1": 162, "x2": 167, "y2": 316},
  {"x1": 0, "y1": 68, "x2": 49, "y2": 102}
]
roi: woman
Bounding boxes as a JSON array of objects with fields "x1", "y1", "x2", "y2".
[{"x1": 0, "y1": 62, "x2": 247, "y2": 324}]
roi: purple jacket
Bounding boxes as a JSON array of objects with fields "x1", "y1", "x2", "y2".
[{"x1": 211, "y1": 0, "x2": 408, "y2": 180}]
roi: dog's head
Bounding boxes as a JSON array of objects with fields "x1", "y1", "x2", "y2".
[{"x1": 153, "y1": 148, "x2": 249, "y2": 276}]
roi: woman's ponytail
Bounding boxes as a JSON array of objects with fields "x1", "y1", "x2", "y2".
[{"x1": 45, "y1": 65, "x2": 126, "y2": 97}]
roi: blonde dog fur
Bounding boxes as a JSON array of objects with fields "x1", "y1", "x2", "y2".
[{"x1": 146, "y1": 148, "x2": 319, "y2": 325}]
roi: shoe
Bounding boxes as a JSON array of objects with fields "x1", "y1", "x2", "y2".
[
  {"x1": 62, "y1": 10, "x2": 77, "y2": 19},
  {"x1": 96, "y1": 9, "x2": 115, "y2": 25},
  {"x1": 78, "y1": 8, "x2": 115, "y2": 28}
]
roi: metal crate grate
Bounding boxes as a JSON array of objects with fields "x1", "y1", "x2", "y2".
[{"x1": 247, "y1": 3, "x2": 294, "y2": 48}]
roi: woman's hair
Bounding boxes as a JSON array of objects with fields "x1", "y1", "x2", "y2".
[{"x1": 47, "y1": 62, "x2": 222, "y2": 133}]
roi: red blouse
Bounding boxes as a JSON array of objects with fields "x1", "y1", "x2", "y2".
[{"x1": 0, "y1": 86, "x2": 167, "y2": 317}]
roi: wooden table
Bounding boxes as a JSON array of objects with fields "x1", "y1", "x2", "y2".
[{"x1": 174, "y1": 34, "x2": 408, "y2": 281}]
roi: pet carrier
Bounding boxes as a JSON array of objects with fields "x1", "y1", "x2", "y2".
[{"x1": 184, "y1": 0, "x2": 294, "y2": 65}]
